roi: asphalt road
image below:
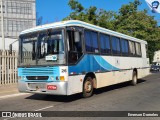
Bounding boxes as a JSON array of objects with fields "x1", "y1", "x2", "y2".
[{"x1": 0, "y1": 72, "x2": 160, "y2": 120}]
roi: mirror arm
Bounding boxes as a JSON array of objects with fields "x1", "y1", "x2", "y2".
[{"x1": 9, "y1": 39, "x2": 19, "y2": 54}]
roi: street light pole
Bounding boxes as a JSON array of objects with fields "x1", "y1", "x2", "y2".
[{"x1": 1, "y1": 0, "x2": 5, "y2": 50}]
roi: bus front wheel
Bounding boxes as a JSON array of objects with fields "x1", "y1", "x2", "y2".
[
  {"x1": 82, "y1": 77, "x2": 93, "y2": 98},
  {"x1": 131, "y1": 71, "x2": 137, "y2": 86}
]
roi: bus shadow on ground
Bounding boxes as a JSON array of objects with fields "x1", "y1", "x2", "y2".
[
  {"x1": 25, "y1": 92, "x2": 82, "y2": 102},
  {"x1": 25, "y1": 79, "x2": 146, "y2": 102}
]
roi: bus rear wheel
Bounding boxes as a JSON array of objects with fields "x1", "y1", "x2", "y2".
[
  {"x1": 131, "y1": 71, "x2": 137, "y2": 86},
  {"x1": 82, "y1": 77, "x2": 93, "y2": 98}
]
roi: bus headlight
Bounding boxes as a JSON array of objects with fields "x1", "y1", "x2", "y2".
[
  {"x1": 22, "y1": 76, "x2": 26, "y2": 80},
  {"x1": 18, "y1": 76, "x2": 26, "y2": 80},
  {"x1": 50, "y1": 76, "x2": 54, "y2": 80}
]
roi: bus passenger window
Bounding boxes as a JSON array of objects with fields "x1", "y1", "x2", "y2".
[
  {"x1": 85, "y1": 30, "x2": 92, "y2": 52},
  {"x1": 111, "y1": 36, "x2": 121, "y2": 55},
  {"x1": 100, "y1": 33, "x2": 111, "y2": 54},
  {"x1": 129, "y1": 41, "x2": 136, "y2": 56},
  {"x1": 121, "y1": 39, "x2": 129, "y2": 55},
  {"x1": 135, "y1": 42, "x2": 142, "y2": 56},
  {"x1": 92, "y1": 32, "x2": 99, "y2": 53},
  {"x1": 85, "y1": 30, "x2": 99, "y2": 53},
  {"x1": 67, "y1": 30, "x2": 83, "y2": 64}
]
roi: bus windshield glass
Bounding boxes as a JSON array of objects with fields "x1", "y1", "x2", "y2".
[{"x1": 19, "y1": 29, "x2": 65, "y2": 66}]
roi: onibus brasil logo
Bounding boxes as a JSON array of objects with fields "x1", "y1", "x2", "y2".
[{"x1": 145, "y1": 0, "x2": 160, "y2": 13}]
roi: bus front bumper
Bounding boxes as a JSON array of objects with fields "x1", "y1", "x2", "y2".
[{"x1": 18, "y1": 81, "x2": 68, "y2": 95}]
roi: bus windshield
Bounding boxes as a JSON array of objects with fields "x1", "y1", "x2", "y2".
[{"x1": 19, "y1": 29, "x2": 65, "y2": 66}]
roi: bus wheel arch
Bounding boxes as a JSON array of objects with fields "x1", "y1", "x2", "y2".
[
  {"x1": 131, "y1": 68, "x2": 138, "y2": 86},
  {"x1": 82, "y1": 72, "x2": 97, "y2": 98}
]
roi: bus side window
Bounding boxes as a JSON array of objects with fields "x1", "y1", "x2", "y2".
[
  {"x1": 129, "y1": 41, "x2": 136, "y2": 56},
  {"x1": 85, "y1": 30, "x2": 99, "y2": 53},
  {"x1": 32, "y1": 41, "x2": 36, "y2": 60},
  {"x1": 121, "y1": 39, "x2": 129, "y2": 56},
  {"x1": 100, "y1": 33, "x2": 111, "y2": 54},
  {"x1": 84, "y1": 30, "x2": 92, "y2": 52},
  {"x1": 111, "y1": 36, "x2": 121, "y2": 55},
  {"x1": 135, "y1": 42, "x2": 142, "y2": 57},
  {"x1": 67, "y1": 30, "x2": 83, "y2": 64}
]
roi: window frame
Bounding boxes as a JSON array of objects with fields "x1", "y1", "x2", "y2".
[{"x1": 66, "y1": 26, "x2": 85, "y2": 65}]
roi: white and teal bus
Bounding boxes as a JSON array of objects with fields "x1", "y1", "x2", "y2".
[{"x1": 16, "y1": 20, "x2": 150, "y2": 97}]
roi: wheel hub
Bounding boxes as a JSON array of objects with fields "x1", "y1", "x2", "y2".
[{"x1": 85, "y1": 81, "x2": 92, "y2": 93}]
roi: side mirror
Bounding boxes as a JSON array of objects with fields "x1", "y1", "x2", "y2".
[{"x1": 9, "y1": 44, "x2": 12, "y2": 54}]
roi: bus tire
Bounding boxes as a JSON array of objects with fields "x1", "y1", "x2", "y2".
[
  {"x1": 131, "y1": 71, "x2": 137, "y2": 86},
  {"x1": 82, "y1": 77, "x2": 93, "y2": 98}
]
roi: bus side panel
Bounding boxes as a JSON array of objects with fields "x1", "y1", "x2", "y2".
[
  {"x1": 67, "y1": 54, "x2": 150, "y2": 94},
  {"x1": 67, "y1": 75, "x2": 84, "y2": 95},
  {"x1": 95, "y1": 55, "x2": 150, "y2": 88},
  {"x1": 137, "y1": 68, "x2": 150, "y2": 79},
  {"x1": 95, "y1": 68, "x2": 150, "y2": 89},
  {"x1": 95, "y1": 70, "x2": 133, "y2": 88}
]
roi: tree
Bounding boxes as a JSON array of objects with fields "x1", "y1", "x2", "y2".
[
  {"x1": 63, "y1": 0, "x2": 115, "y2": 30},
  {"x1": 64, "y1": 0, "x2": 160, "y2": 62},
  {"x1": 68, "y1": 0, "x2": 84, "y2": 12},
  {"x1": 114, "y1": 0, "x2": 160, "y2": 62},
  {"x1": 97, "y1": 9, "x2": 115, "y2": 30}
]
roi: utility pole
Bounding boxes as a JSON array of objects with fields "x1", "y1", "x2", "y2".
[{"x1": 1, "y1": 0, "x2": 5, "y2": 50}]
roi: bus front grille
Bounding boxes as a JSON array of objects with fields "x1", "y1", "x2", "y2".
[
  {"x1": 26, "y1": 76, "x2": 49, "y2": 80},
  {"x1": 21, "y1": 67, "x2": 59, "y2": 76}
]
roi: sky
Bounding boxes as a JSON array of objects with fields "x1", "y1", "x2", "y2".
[{"x1": 36, "y1": 0, "x2": 160, "y2": 25}]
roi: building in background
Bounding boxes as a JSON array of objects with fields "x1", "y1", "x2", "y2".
[
  {"x1": 153, "y1": 50, "x2": 160, "y2": 62},
  {"x1": 0, "y1": 0, "x2": 36, "y2": 50}
]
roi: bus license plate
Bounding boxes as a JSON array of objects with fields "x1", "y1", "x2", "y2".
[{"x1": 28, "y1": 83, "x2": 46, "y2": 90}]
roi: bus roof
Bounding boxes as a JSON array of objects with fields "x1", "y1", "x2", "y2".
[{"x1": 20, "y1": 20, "x2": 147, "y2": 44}]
